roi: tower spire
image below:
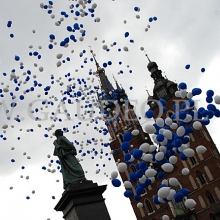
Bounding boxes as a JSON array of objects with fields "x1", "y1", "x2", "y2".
[
  {"x1": 90, "y1": 47, "x2": 114, "y2": 93},
  {"x1": 113, "y1": 75, "x2": 121, "y2": 91}
]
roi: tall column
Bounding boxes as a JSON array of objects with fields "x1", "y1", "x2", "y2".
[{"x1": 54, "y1": 181, "x2": 111, "y2": 220}]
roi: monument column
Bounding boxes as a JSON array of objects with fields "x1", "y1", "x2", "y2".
[{"x1": 54, "y1": 181, "x2": 111, "y2": 220}]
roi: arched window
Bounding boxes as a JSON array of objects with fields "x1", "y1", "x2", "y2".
[
  {"x1": 206, "y1": 191, "x2": 215, "y2": 205},
  {"x1": 118, "y1": 134, "x2": 123, "y2": 144},
  {"x1": 145, "y1": 199, "x2": 154, "y2": 213},
  {"x1": 189, "y1": 156, "x2": 197, "y2": 165},
  {"x1": 209, "y1": 213, "x2": 216, "y2": 220},
  {"x1": 197, "y1": 171, "x2": 206, "y2": 185}
]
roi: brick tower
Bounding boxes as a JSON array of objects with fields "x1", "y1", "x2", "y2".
[{"x1": 94, "y1": 51, "x2": 220, "y2": 219}]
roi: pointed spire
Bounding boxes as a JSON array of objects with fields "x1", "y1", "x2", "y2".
[
  {"x1": 113, "y1": 75, "x2": 121, "y2": 91},
  {"x1": 89, "y1": 47, "x2": 100, "y2": 71},
  {"x1": 145, "y1": 86, "x2": 150, "y2": 96},
  {"x1": 145, "y1": 54, "x2": 151, "y2": 63},
  {"x1": 90, "y1": 47, "x2": 114, "y2": 94}
]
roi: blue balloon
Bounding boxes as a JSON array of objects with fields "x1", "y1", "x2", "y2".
[
  {"x1": 179, "y1": 188, "x2": 190, "y2": 196},
  {"x1": 207, "y1": 104, "x2": 216, "y2": 111},
  {"x1": 180, "y1": 152, "x2": 188, "y2": 161},
  {"x1": 129, "y1": 172, "x2": 137, "y2": 182},
  {"x1": 157, "y1": 172, "x2": 165, "y2": 179},
  {"x1": 145, "y1": 110, "x2": 154, "y2": 118},
  {"x1": 134, "y1": 195, "x2": 141, "y2": 201},
  {"x1": 124, "y1": 153, "x2": 131, "y2": 161},
  {"x1": 153, "y1": 16, "x2": 157, "y2": 21},
  {"x1": 179, "y1": 82, "x2": 187, "y2": 90},
  {"x1": 149, "y1": 17, "x2": 153, "y2": 22},
  {"x1": 14, "y1": 55, "x2": 20, "y2": 61},
  {"x1": 136, "y1": 170, "x2": 143, "y2": 178},
  {"x1": 139, "y1": 161, "x2": 146, "y2": 169},
  {"x1": 206, "y1": 96, "x2": 213, "y2": 103},
  {"x1": 124, "y1": 190, "x2": 133, "y2": 198},
  {"x1": 123, "y1": 132, "x2": 132, "y2": 142},
  {"x1": 206, "y1": 90, "x2": 214, "y2": 97},
  {"x1": 19, "y1": 95, "x2": 24, "y2": 100},
  {"x1": 159, "y1": 99, "x2": 166, "y2": 106},
  {"x1": 156, "y1": 134, "x2": 164, "y2": 142},
  {"x1": 136, "y1": 186, "x2": 144, "y2": 195},
  {"x1": 112, "y1": 179, "x2": 121, "y2": 187},
  {"x1": 153, "y1": 196, "x2": 161, "y2": 205},
  {"x1": 124, "y1": 32, "x2": 129, "y2": 38},
  {"x1": 77, "y1": 91, "x2": 82, "y2": 96},
  {"x1": 49, "y1": 34, "x2": 55, "y2": 40},
  {"x1": 121, "y1": 142, "x2": 130, "y2": 151},
  {"x1": 174, "y1": 192, "x2": 184, "y2": 203},
  {"x1": 179, "y1": 111, "x2": 186, "y2": 120},
  {"x1": 214, "y1": 109, "x2": 220, "y2": 117},
  {"x1": 185, "y1": 64, "x2": 190, "y2": 69},
  {"x1": 132, "y1": 149, "x2": 143, "y2": 159},
  {"x1": 201, "y1": 68, "x2": 205, "y2": 72}
]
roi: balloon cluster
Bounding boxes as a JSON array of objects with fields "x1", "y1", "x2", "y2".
[{"x1": 110, "y1": 82, "x2": 220, "y2": 209}]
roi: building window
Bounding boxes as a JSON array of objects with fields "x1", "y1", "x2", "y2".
[
  {"x1": 130, "y1": 164, "x2": 137, "y2": 173},
  {"x1": 190, "y1": 156, "x2": 197, "y2": 165},
  {"x1": 157, "y1": 88, "x2": 167, "y2": 98},
  {"x1": 197, "y1": 171, "x2": 206, "y2": 185},
  {"x1": 206, "y1": 191, "x2": 215, "y2": 205},
  {"x1": 145, "y1": 199, "x2": 154, "y2": 213},
  {"x1": 210, "y1": 213, "x2": 216, "y2": 220},
  {"x1": 118, "y1": 134, "x2": 123, "y2": 144},
  {"x1": 169, "y1": 87, "x2": 175, "y2": 94}
]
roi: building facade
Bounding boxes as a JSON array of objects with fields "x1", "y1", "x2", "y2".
[{"x1": 94, "y1": 52, "x2": 220, "y2": 220}]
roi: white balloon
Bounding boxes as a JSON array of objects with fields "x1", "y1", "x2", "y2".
[
  {"x1": 162, "y1": 179, "x2": 168, "y2": 186},
  {"x1": 177, "y1": 126, "x2": 185, "y2": 137},
  {"x1": 145, "y1": 168, "x2": 157, "y2": 177},
  {"x1": 161, "y1": 138, "x2": 168, "y2": 145},
  {"x1": 143, "y1": 154, "x2": 153, "y2": 162},
  {"x1": 139, "y1": 175, "x2": 147, "y2": 184},
  {"x1": 155, "y1": 152, "x2": 164, "y2": 161},
  {"x1": 160, "y1": 146, "x2": 166, "y2": 153},
  {"x1": 185, "y1": 199, "x2": 196, "y2": 208},
  {"x1": 39, "y1": 66, "x2": 44, "y2": 72},
  {"x1": 158, "y1": 187, "x2": 170, "y2": 198},
  {"x1": 193, "y1": 121, "x2": 202, "y2": 130},
  {"x1": 187, "y1": 92, "x2": 193, "y2": 99},
  {"x1": 149, "y1": 177, "x2": 155, "y2": 183},
  {"x1": 123, "y1": 46, "x2": 128, "y2": 51},
  {"x1": 145, "y1": 124, "x2": 156, "y2": 134},
  {"x1": 102, "y1": 45, "x2": 107, "y2": 50},
  {"x1": 117, "y1": 162, "x2": 127, "y2": 172},
  {"x1": 167, "y1": 189, "x2": 176, "y2": 200},
  {"x1": 196, "y1": 145, "x2": 207, "y2": 154},
  {"x1": 162, "y1": 215, "x2": 170, "y2": 220},
  {"x1": 175, "y1": 91, "x2": 180, "y2": 97},
  {"x1": 111, "y1": 171, "x2": 118, "y2": 179},
  {"x1": 183, "y1": 148, "x2": 195, "y2": 157},
  {"x1": 163, "y1": 130, "x2": 172, "y2": 140},
  {"x1": 95, "y1": 17, "x2": 100, "y2": 22},
  {"x1": 128, "y1": 155, "x2": 135, "y2": 162},
  {"x1": 149, "y1": 145, "x2": 157, "y2": 152},
  {"x1": 158, "y1": 197, "x2": 165, "y2": 203},
  {"x1": 180, "y1": 90, "x2": 187, "y2": 98},
  {"x1": 56, "y1": 54, "x2": 63, "y2": 59},
  {"x1": 169, "y1": 156, "x2": 178, "y2": 164},
  {"x1": 214, "y1": 95, "x2": 220, "y2": 104},
  {"x1": 181, "y1": 168, "x2": 190, "y2": 175},
  {"x1": 178, "y1": 144, "x2": 188, "y2": 152},
  {"x1": 124, "y1": 181, "x2": 132, "y2": 188},
  {"x1": 165, "y1": 117, "x2": 172, "y2": 126},
  {"x1": 156, "y1": 118, "x2": 164, "y2": 127},
  {"x1": 92, "y1": 3, "x2": 97, "y2": 8},
  {"x1": 170, "y1": 123, "x2": 178, "y2": 129},
  {"x1": 161, "y1": 163, "x2": 174, "y2": 172},
  {"x1": 137, "y1": 202, "x2": 143, "y2": 208},
  {"x1": 131, "y1": 129, "x2": 139, "y2": 136},
  {"x1": 2, "y1": 124, "x2": 8, "y2": 129},
  {"x1": 169, "y1": 178, "x2": 179, "y2": 186},
  {"x1": 57, "y1": 61, "x2": 62, "y2": 67},
  {"x1": 139, "y1": 143, "x2": 150, "y2": 153},
  {"x1": 184, "y1": 114, "x2": 192, "y2": 123}
]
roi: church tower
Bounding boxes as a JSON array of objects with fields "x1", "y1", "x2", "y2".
[
  {"x1": 93, "y1": 50, "x2": 220, "y2": 219},
  {"x1": 145, "y1": 57, "x2": 220, "y2": 220}
]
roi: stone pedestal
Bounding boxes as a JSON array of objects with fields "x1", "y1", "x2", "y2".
[{"x1": 54, "y1": 181, "x2": 111, "y2": 220}]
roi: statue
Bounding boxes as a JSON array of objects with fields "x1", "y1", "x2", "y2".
[{"x1": 53, "y1": 129, "x2": 89, "y2": 189}]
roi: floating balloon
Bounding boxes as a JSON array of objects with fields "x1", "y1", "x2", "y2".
[
  {"x1": 196, "y1": 145, "x2": 207, "y2": 154},
  {"x1": 185, "y1": 199, "x2": 196, "y2": 208},
  {"x1": 181, "y1": 168, "x2": 190, "y2": 175},
  {"x1": 117, "y1": 162, "x2": 127, "y2": 172},
  {"x1": 131, "y1": 129, "x2": 139, "y2": 136},
  {"x1": 139, "y1": 143, "x2": 150, "y2": 153},
  {"x1": 111, "y1": 171, "x2": 118, "y2": 179},
  {"x1": 169, "y1": 178, "x2": 179, "y2": 186},
  {"x1": 158, "y1": 187, "x2": 170, "y2": 198},
  {"x1": 145, "y1": 124, "x2": 156, "y2": 134},
  {"x1": 112, "y1": 179, "x2": 121, "y2": 187},
  {"x1": 161, "y1": 163, "x2": 174, "y2": 172},
  {"x1": 124, "y1": 181, "x2": 132, "y2": 188}
]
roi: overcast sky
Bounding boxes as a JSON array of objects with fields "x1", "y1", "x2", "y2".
[{"x1": 0, "y1": 0, "x2": 220, "y2": 220}]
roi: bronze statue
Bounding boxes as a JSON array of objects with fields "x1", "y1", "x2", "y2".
[{"x1": 53, "y1": 129, "x2": 88, "y2": 189}]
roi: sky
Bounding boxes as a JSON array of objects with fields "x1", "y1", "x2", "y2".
[{"x1": 0, "y1": 0, "x2": 220, "y2": 220}]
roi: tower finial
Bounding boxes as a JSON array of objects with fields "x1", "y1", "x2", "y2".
[
  {"x1": 89, "y1": 46, "x2": 100, "y2": 71},
  {"x1": 145, "y1": 86, "x2": 150, "y2": 96},
  {"x1": 144, "y1": 50, "x2": 151, "y2": 63}
]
